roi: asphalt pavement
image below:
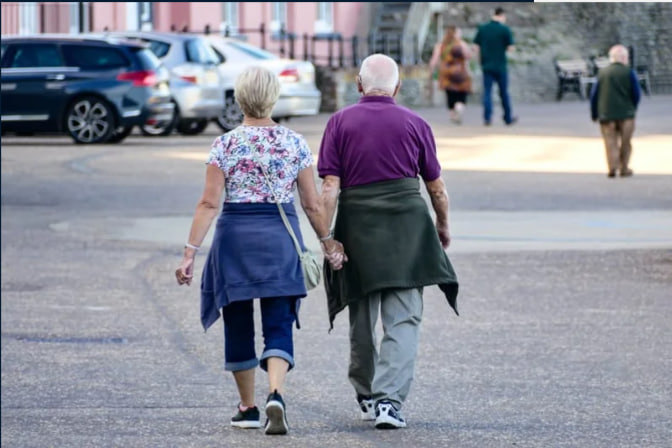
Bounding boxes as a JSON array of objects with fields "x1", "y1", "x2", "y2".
[{"x1": 1, "y1": 96, "x2": 671, "y2": 448}]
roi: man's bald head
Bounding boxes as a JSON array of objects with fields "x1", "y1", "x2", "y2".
[
  {"x1": 609, "y1": 45, "x2": 629, "y2": 65},
  {"x1": 358, "y1": 54, "x2": 400, "y2": 96}
]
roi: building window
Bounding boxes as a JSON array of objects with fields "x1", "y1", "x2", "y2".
[
  {"x1": 69, "y1": 2, "x2": 90, "y2": 34},
  {"x1": 125, "y1": 2, "x2": 152, "y2": 31},
  {"x1": 270, "y1": 2, "x2": 287, "y2": 33},
  {"x1": 19, "y1": 2, "x2": 38, "y2": 35},
  {"x1": 221, "y1": 2, "x2": 239, "y2": 36},
  {"x1": 138, "y1": 2, "x2": 153, "y2": 31},
  {"x1": 315, "y1": 2, "x2": 333, "y2": 34}
]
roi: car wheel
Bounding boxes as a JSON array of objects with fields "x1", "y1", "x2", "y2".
[
  {"x1": 216, "y1": 96, "x2": 243, "y2": 132},
  {"x1": 176, "y1": 118, "x2": 209, "y2": 135},
  {"x1": 66, "y1": 96, "x2": 115, "y2": 144},
  {"x1": 107, "y1": 125, "x2": 134, "y2": 143},
  {"x1": 140, "y1": 106, "x2": 178, "y2": 136}
]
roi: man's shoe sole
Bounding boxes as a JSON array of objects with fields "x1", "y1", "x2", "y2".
[
  {"x1": 375, "y1": 420, "x2": 406, "y2": 429},
  {"x1": 264, "y1": 401, "x2": 288, "y2": 435},
  {"x1": 231, "y1": 420, "x2": 261, "y2": 429}
]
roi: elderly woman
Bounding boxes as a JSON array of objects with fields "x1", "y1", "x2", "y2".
[{"x1": 175, "y1": 66, "x2": 344, "y2": 435}]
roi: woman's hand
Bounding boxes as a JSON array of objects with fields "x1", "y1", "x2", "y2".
[
  {"x1": 321, "y1": 239, "x2": 348, "y2": 271},
  {"x1": 175, "y1": 251, "x2": 195, "y2": 286}
]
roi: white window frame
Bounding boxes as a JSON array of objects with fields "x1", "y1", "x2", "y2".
[
  {"x1": 138, "y1": 2, "x2": 153, "y2": 31},
  {"x1": 220, "y1": 2, "x2": 239, "y2": 35},
  {"x1": 68, "y1": 2, "x2": 90, "y2": 34},
  {"x1": 126, "y1": 2, "x2": 139, "y2": 31},
  {"x1": 19, "y1": 2, "x2": 38, "y2": 35},
  {"x1": 315, "y1": 2, "x2": 333, "y2": 34},
  {"x1": 270, "y1": 2, "x2": 287, "y2": 34}
]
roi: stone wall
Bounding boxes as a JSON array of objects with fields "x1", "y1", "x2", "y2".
[
  {"x1": 316, "y1": 65, "x2": 435, "y2": 112},
  {"x1": 315, "y1": 2, "x2": 672, "y2": 111}
]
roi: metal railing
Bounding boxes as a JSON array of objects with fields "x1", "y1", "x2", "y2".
[{"x1": 195, "y1": 23, "x2": 421, "y2": 68}]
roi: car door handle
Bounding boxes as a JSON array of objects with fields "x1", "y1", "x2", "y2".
[{"x1": 46, "y1": 74, "x2": 65, "y2": 81}]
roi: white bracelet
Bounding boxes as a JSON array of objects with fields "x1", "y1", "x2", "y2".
[
  {"x1": 185, "y1": 243, "x2": 200, "y2": 251},
  {"x1": 319, "y1": 232, "x2": 334, "y2": 242}
]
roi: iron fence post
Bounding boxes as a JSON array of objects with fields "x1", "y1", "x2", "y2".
[
  {"x1": 328, "y1": 35, "x2": 334, "y2": 67},
  {"x1": 338, "y1": 35, "x2": 344, "y2": 68},
  {"x1": 260, "y1": 23, "x2": 266, "y2": 49},
  {"x1": 352, "y1": 35, "x2": 359, "y2": 67},
  {"x1": 289, "y1": 33, "x2": 295, "y2": 60},
  {"x1": 303, "y1": 33, "x2": 309, "y2": 61}
]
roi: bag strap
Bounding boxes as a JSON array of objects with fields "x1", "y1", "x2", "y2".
[{"x1": 235, "y1": 127, "x2": 305, "y2": 258}]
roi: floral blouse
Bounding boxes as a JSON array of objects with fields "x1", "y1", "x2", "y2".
[{"x1": 206, "y1": 125, "x2": 313, "y2": 203}]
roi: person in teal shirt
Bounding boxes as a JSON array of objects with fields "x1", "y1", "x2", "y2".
[{"x1": 473, "y1": 7, "x2": 517, "y2": 126}]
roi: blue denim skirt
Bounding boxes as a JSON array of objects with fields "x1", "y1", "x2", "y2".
[{"x1": 200, "y1": 202, "x2": 307, "y2": 331}]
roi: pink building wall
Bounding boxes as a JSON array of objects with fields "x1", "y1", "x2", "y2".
[
  {"x1": 1, "y1": 2, "x2": 20, "y2": 35},
  {"x1": 2, "y1": 2, "x2": 367, "y2": 64},
  {"x1": 90, "y1": 3, "x2": 126, "y2": 32}
]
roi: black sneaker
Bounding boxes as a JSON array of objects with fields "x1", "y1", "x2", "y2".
[
  {"x1": 375, "y1": 400, "x2": 406, "y2": 429},
  {"x1": 357, "y1": 394, "x2": 375, "y2": 421},
  {"x1": 264, "y1": 390, "x2": 289, "y2": 435},
  {"x1": 231, "y1": 404, "x2": 261, "y2": 429}
]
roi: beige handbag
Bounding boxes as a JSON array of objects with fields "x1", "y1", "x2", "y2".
[{"x1": 238, "y1": 128, "x2": 322, "y2": 291}]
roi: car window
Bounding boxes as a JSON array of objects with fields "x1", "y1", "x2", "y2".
[
  {"x1": 226, "y1": 41, "x2": 277, "y2": 60},
  {"x1": 133, "y1": 47, "x2": 162, "y2": 70},
  {"x1": 185, "y1": 39, "x2": 219, "y2": 64},
  {"x1": 143, "y1": 39, "x2": 171, "y2": 59},
  {"x1": 8, "y1": 44, "x2": 64, "y2": 68},
  {"x1": 210, "y1": 46, "x2": 226, "y2": 64},
  {"x1": 1, "y1": 43, "x2": 7, "y2": 59},
  {"x1": 62, "y1": 45, "x2": 130, "y2": 70}
]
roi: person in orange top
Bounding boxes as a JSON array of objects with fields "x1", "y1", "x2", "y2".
[{"x1": 430, "y1": 25, "x2": 473, "y2": 124}]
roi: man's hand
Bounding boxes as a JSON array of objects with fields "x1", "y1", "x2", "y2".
[
  {"x1": 437, "y1": 222, "x2": 451, "y2": 249},
  {"x1": 321, "y1": 239, "x2": 348, "y2": 270}
]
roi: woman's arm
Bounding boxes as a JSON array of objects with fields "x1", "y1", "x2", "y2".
[
  {"x1": 429, "y1": 42, "x2": 442, "y2": 70},
  {"x1": 176, "y1": 164, "x2": 225, "y2": 285},
  {"x1": 461, "y1": 40, "x2": 473, "y2": 60},
  {"x1": 296, "y1": 167, "x2": 346, "y2": 268}
]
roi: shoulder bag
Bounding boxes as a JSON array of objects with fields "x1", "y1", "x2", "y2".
[{"x1": 236, "y1": 127, "x2": 322, "y2": 291}]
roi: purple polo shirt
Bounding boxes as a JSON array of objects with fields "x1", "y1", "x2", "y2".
[{"x1": 317, "y1": 96, "x2": 442, "y2": 188}]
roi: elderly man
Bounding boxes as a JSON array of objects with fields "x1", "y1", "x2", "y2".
[
  {"x1": 318, "y1": 54, "x2": 459, "y2": 429},
  {"x1": 590, "y1": 45, "x2": 641, "y2": 178}
]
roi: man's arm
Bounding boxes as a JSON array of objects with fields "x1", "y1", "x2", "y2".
[
  {"x1": 629, "y1": 69, "x2": 642, "y2": 108},
  {"x1": 424, "y1": 177, "x2": 451, "y2": 248},
  {"x1": 320, "y1": 175, "x2": 340, "y2": 230},
  {"x1": 590, "y1": 80, "x2": 599, "y2": 121}
]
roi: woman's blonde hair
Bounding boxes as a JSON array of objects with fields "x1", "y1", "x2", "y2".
[{"x1": 234, "y1": 66, "x2": 280, "y2": 118}]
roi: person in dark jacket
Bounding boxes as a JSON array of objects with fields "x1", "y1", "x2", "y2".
[
  {"x1": 318, "y1": 54, "x2": 459, "y2": 430},
  {"x1": 473, "y1": 7, "x2": 517, "y2": 126},
  {"x1": 590, "y1": 44, "x2": 642, "y2": 178}
]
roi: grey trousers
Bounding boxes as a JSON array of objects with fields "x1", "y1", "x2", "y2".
[{"x1": 348, "y1": 287, "x2": 423, "y2": 410}]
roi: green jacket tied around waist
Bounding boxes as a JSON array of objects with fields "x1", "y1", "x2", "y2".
[{"x1": 324, "y1": 177, "x2": 459, "y2": 329}]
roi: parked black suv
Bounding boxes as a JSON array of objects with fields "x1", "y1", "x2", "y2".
[{"x1": 1, "y1": 35, "x2": 174, "y2": 143}]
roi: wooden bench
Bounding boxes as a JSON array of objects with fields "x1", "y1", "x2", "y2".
[
  {"x1": 554, "y1": 59, "x2": 593, "y2": 101},
  {"x1": 583, "y1": 56, "x2": 652, "y2": 97}
]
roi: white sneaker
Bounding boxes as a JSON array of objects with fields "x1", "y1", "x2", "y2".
[
  {"x1": 375, "y1": 401, "x2": 406, "y2": 429},
  {"x1": 358, "y1": 396, "x2": 375, "y2": 421}
]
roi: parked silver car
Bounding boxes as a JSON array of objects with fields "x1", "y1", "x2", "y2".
[
  {"x1": 204, "y1": 35, "x2": 321, "y2": 132},
  {"x1": 94, "y1": 31, "x2": 224, "y2": 136}
]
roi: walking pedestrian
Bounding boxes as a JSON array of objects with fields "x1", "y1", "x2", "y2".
[
  {"x1": 590, "y1": 44, "x2": 641, "y2": 178},
  {"x1": 318, "y1": 54, "x2": 459, "y2": 430},
  {"x1": 175, "y1": 66, "x2": 345, "y2": 435},
  {"x1": 473, "y1": 6, "x2": 517, "y2": 126},
  {"x1": 430, "y1": 25, "x2": 473, "y2": 124}
]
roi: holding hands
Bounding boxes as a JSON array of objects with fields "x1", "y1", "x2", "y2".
[{"x1": 321, "y1": 238, "x2": 348, "y2": 271}]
